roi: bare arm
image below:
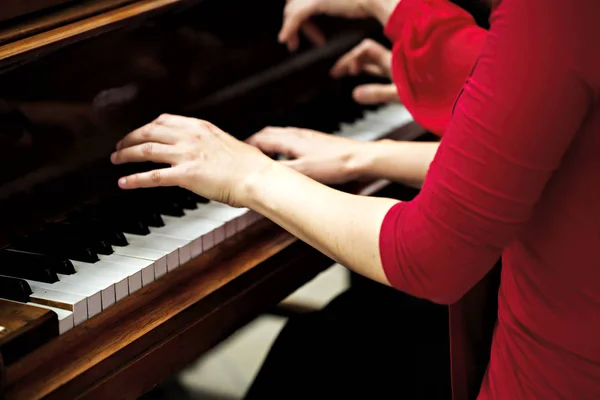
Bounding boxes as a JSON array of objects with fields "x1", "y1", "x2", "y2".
[
  {"x1": 353, "y1": 140, "x2": 439, "y2": 187},
  {"x1": 246, "y1": 127, "x2": 439, "y2": 187},
  {"x1": 243, "y1": 162, "x2": 399, "y2": 285}
]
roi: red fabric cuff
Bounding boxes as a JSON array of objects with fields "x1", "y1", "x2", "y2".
[
  {"x1": 379, "y1": 201, "x2": 408, "y2": 289},
  {"x1": 384, "y1": 0, "x2": 424, "y2": 43}
]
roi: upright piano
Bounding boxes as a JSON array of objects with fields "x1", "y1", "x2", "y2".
[{"x1": 0, "y1": 1, "x2": 430, "y2": 398}]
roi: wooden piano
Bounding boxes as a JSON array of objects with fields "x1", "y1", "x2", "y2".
[
  {"x1": 0, "y1": 1, "x2": 433, "y2": 399},
  {"x1": 0, "y1": 1, "x2": 499, "y2": 399}
]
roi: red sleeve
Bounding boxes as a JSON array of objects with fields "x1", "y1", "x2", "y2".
[
  {"x1": 379, "y1": 0, "x2": 595, "y2": 304},
  {"x1": 384, "y1": 0, "x2": 488, "y2": 136}
]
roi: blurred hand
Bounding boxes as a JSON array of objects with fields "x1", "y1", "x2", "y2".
[
  {"x1": 247, "y1": 126, "x2": 365, "y2": 184},
  {"x1": 331, "y1": 39, "x2": 399, "y2": 104},
  {"x1": 279, "y1": 0, "x2": 371, "y2": 51},
  {"x1": 111, "y1": 114, "x2": 272, "y2": 207},
  {"x1": 331, "y1": 38, "x2": 392, "y2": 78}
]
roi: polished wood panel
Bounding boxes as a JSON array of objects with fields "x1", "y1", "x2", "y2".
[
  {"x1": 0, "y1": 0, "x2": 76, "y2": 24},
  {"x1": 0, "y1": 300, "x2": 58, "y2": 367},
  {"x1": 0, "y1": 0, "x2": 186, "y2": 66},
  {"x1": 0, "y1": 0, "x2": 141, "y2": 45}
]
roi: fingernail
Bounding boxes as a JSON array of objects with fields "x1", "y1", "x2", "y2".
[
  {"x1": 118, "y1": 177, "x2": 127, "y2": 187},
  {"x1": 110, "y1": 152, "x2": 118, "y2": 164}
]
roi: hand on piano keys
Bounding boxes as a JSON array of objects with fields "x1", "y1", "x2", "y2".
[
  {"x1": 246, "y1": 127, "x2": 365, "y2": 184},
  {"x1": 110, "y1": 102, "x2": 413, "y2": 205},
  {"x1": 0, "y1": 189, "x2": 260, "y2": 334},
  {"x1": 111, "y1": 114, "x2": 271, "y2": 208},
  {"x1": 0, "y1": 103, "x2": 414, "y2": 337}
]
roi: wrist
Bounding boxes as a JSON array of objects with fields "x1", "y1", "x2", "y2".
[
  {"x1": 364, "y1": 0, "x2": 400, "y2": 25},
  {"x1": 238, "y1": 157, "x2": 284, "y2": 211},
  {"x1": 347, "y1": 139, "x2": 391, "y2": 180}
]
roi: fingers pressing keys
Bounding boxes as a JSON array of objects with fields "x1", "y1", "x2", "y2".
[{"x1": 0, "y1": 187, "x2": 263, "y2": 334}]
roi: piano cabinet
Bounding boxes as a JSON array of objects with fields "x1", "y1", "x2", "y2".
[
  {"x1": 0, "y1": 0, "x2": 498, "y2": 399},
  {"x1": 2, "y1": 219, "x2": 333, "y2": 399},
  {"x1": 0, "y1": 0, "x2": 76, "y2": 24}
]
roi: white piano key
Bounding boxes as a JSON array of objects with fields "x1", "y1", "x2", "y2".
[
  {"x1": 110, "y1": 246, "x2": 167, "y2": 281},
  {"x1": 27, "y1": 284, "x2": 88, "y2": 326},
  {"x1": 182, "y1": 202, "x2": 245, "y2": 242},
  {"x1": 30, "y1": 303, "x2": 74, "y2": 334},
  {"x1": 97, "y1": 253, "x2": 151, "y2": 290},
  {"x1": 57, "y1": 260, "x2": 134, "y2": 308},
  {"x1": 335, "y1": 103, "x2": 414, "y2": 142},
  {"x1": 236, "y1": 208, "x2": 252, "y2": 231},
  {"x1": 70, "y1": 260, "x2": 131, "y2": 300},
  {"x1": 123, "y1": 233, "x2": 186, "y2": 273},
  {"x1": 57, "y1": 272, "x2": 116, "y2": 309},
  {"x1": 151, "y1": 217, "x2": 222, "y2": 257},
  {"x1": 165, "y1": 211, "x2": 227, "y2": 248},
  {"x1": 20, "y1": 278, "x2": 102, "y2": 318},
  {"x1": 115, "y1": 246, "x2": 168, "y2": 278}
]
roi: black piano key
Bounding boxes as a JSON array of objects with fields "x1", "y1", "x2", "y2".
[
  {"x1": 130, "y1": 189, "x2": 185, "y2": 217},
  {"x1": 82, "y1": 204, "x2": 150, "y2": 235},
  {"x1": 171, "y1": 189, "x2": 198, "y2": 210},
  {"x1": 119, "y1": 196, "x2": 165, "y2": 227},
  {"x1": 39, "y1": 228, "x2": 100, "y2": 263},
  {"x1": 46, "y1": 222, "x2": 113, "y2": 255},
  {"x1": 0, "y1": 275, "x2": 32, "y2": 303},
  {"x1": 13, "y1": 231, "x2": 99, "y2": 264},
  {"x1": 0, "y1": 252, "x2": 59, "y2": 283},
  {"x1": 67, "y1": 211, "x2": 129, "y2": 246},
  {"x1": 189, "y1": 193, "x2": 209, "y2": 204},
  {"x1": 152, "y1": 197, "x2": 185, "y2": 217},
  {"x1": 158, "y1": 187, "x2": 200, "y2": 210},
  {"x1": 141, "y1": 209, "x2": 165, "y2": 227},
  {"x1": 0, "y1": 248, "x2": 75, "y2": 275}
]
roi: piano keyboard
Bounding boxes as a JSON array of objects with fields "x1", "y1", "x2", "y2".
[{"x1": 0, "y1": 103, "x2": 415, "y2": 334}]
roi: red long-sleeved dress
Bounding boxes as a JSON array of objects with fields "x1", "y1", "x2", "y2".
[{"x1": 380, "y1": 0, "x2": 600, "y2": 398}]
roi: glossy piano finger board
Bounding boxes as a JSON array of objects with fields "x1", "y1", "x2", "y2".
[{"x1": 0, "y1": 299, "x2": 58, "y2": 366}]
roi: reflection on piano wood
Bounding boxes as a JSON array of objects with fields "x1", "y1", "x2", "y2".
[
  {"x1": 0, "y1": 0, "x2": 434, "y2": 399},
  {"x1": 0, "y1": 0, "x2": 75, "y2": 25},
  {"x1": 0, "y1": 300, "x2": 58, "y2": 366}
]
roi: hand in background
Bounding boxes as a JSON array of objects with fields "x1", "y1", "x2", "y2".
[
  {"x1": 279, "y1": 0, "x2": 371, "y2": 51},
  {"x1": 331, "y1": 39, "x2": 399, "y2": 104}
]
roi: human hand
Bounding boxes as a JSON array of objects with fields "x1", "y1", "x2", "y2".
[
  {"x1": 246, "y1": 126, "x2": 365, "y2": 184},
  {"x1": 330, "y1": 39, "x2": 399, "y2": 104},
  {"x1": 110, "y1": 114, "x2": 273, "y2": 207},
  {"x1": 331, "y1": 39, "x2": 392, "y2": 79},
  {"x1": 279, "y1": 0, "x2": 371, "y2": 51}
]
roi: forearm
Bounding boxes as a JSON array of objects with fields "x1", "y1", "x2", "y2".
[
  {"x1": 364, "y1": 0, "x2": 400, "y2": 25},
  {"x1": 352, "y1": 140, "x2": 439, "y2": 187},
  {"x1": 243, "y1": 162, "x2": 399, "y2": 284}
]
